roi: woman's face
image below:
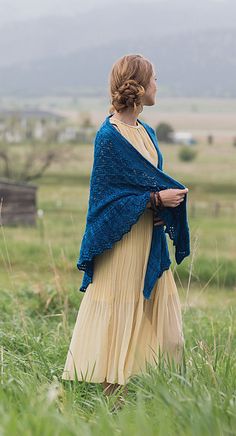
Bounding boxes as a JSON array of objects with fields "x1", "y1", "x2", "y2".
[{"x1": 142, "y1": 70, "x2": 158, "y2": 106}]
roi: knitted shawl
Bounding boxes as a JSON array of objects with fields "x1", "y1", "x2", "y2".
[{"x1": 77, "y1": 114, "x2": 190, "y2": 299}]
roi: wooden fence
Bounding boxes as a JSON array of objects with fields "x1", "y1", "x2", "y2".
[
  {"x1": 0, "y1": 179, "x2": 38, "y2": 226},
  {"x1": 189, "y1": 201, "x2": 236, "y2": 218}
]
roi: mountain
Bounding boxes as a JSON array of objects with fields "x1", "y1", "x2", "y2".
[
  {"x1": 0, "y1": 0, "x2": 235, "y2": 68},
  {"x1": 0, "y1": 0, "x2": 235, "y2": 97},
  {"x1": 0, "y1": 27, "x2": 235, "y2": 98}
]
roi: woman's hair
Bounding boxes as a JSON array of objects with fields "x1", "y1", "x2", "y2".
[{"x1": 108, "y1": 54, "x2": 154, "y2": 114}]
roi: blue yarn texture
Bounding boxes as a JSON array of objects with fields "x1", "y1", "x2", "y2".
[{"x1": 77, "y1": 114, "x2": 190, "y2": 299}]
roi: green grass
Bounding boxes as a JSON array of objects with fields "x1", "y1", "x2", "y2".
[
  {"x1": 1, "y1": 138, "x2": 236, "y2": 434},
  {"x1": 1, "y1": 283, "x2": 236, "y2": 435}
]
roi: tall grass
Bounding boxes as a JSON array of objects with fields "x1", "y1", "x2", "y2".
[
  {"x1": 1, "y1": 140, "x2": 236, "y2": 434},
  {"x1": 1, "y1": 281, "x2": 236, "y2": 434},
  {"x1": 1, "y1": 211, "x2": 236, "y2": 435}
]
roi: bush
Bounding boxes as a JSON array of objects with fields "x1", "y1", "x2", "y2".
[{"x1": 179, "y1": 146, "x2": 197, "y2": 162}]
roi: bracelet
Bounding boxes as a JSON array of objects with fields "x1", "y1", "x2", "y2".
[
  {"x1": 150, "y1": 191, "x2": 164, "y2": 211},
  {"x1": 155, "y1": 191, "x2": 164, "y2": 210},
  {"x1": 150, "y1": 192, "x2": 157, "y2": 211}
]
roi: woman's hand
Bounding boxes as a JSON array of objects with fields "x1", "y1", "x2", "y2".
[
  {"x1": 159, "y1": 188, "x2": 188, "y2": 208},
  {"x1": 147, "y1": 187, "x2": 189, "y2": 225}
]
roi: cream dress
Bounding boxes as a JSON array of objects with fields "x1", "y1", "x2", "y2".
[{"x1": 61, "y1": 116, "x2": 185, "y2": 385}]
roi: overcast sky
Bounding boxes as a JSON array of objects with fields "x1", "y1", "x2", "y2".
[
  {"x1": 0, "y1": 0, "x2": 226, "y2": 25},
  {"x1": 0, "y1": 0, "x2": 106, "y2": 24}
]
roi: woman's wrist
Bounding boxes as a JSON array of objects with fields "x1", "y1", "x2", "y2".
[
  {"x1": 150, "y1": 191, "x2": 164, "y2": 211},
  {"x1": 155, "y1": 191, "x2": 164, "y2": 209},
  {"x1": 150, "y1": 192, "x2": 157, "y2": 210}
]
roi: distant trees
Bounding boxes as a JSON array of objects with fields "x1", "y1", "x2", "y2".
[
  {"x1": 0, "y1": 143, "x2": 67, "y2": 182},
  {"x1": 0, "y1": 112, "x2": 96, "y2": 145},
  {"x1": 155, "y1": 122, "x2": 174, "y2": 143},
  {"x1": 0, "y1": 111, "x2": 97, "y2": 183}
]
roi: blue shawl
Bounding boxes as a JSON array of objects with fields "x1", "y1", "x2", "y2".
[{"x1": 77, "y1": 113, "x2": 190, "y2": 299}]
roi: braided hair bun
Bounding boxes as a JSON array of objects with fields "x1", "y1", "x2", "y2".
[
  {"x1": 108, "y1": 54, "x2": 154, "y2": 114},
  {"x1": 112, "y1": 79, "x2": 145, "y2": 112}
]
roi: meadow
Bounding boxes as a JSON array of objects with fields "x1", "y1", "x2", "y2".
[{"x1": 1, "y1": 110, "x2": 236, "y2": 434}]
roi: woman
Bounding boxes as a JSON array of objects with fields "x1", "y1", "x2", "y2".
[{"x1": 61, "y1": 54, "x2": 189, "y2": 400}]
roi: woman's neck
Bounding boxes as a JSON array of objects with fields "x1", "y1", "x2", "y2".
[{"x1": 111, "y1": 108, "x2": 142, "y2": 127}]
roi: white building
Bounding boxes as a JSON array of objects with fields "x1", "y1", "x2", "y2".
[{"x1": 170, "y1": 131, "x2": 197, "y2": 145}]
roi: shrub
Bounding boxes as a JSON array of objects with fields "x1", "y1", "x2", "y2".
[{"x1": 179, "y1": 146, "x2": 197, "y2": 162}]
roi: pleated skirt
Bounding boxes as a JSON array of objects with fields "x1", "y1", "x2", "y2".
[{"x1": 61, "y1": 207, "x2": 185, "y2": 385}]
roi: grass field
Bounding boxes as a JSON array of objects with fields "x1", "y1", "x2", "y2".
[{"x1": 1, "y1": 119, "x2": 236, "y2": 434}]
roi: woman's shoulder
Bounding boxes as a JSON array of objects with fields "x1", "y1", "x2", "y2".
[
  {"x1": 95, "y1": 116, "x2": 155, "y2": 142},
  {"x1": 96, "y1": 119, "x2": 118, "y2": 141}
]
